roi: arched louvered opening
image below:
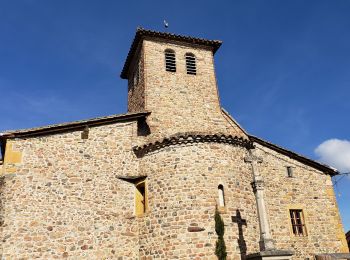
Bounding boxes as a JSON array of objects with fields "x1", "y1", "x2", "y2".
[
  {"x1": 165, "y1": 49, "x2": 176, "y2": 72},
  {"x1": 185, "y1": 53, "x2": 196, "y2": 75},
  {"x1": 218, "y1": 184, "x2": 225, "y2": 207}
]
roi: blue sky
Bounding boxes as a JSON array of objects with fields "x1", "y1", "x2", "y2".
[{"x1": 1, "y1": 1, "x2": 349, "y2": 231}]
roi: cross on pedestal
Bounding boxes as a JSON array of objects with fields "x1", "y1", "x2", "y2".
[
  {"x1": 232, "y1": 210, "x2": 247, "y2": 258},
  {"x1": 245, "y1": 150, "x2": 275, "y2": 251}
]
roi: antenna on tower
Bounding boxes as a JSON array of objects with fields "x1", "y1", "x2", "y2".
[{"x1": 164, "y1": 20, "x2": 169, "y2": 30}]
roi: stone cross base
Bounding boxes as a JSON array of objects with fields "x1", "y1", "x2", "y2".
[{"x1": 246, "y1": 250, "x2": 294, "y2": 260}]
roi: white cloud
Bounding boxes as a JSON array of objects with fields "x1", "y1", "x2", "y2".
[{"x1": 315, "y1": 139, "x2": 350, "y2": 173}]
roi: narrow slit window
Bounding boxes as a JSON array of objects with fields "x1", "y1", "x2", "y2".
[
  {"x1": 289, "y1": 209, "x2": 307, "y2": 236},
  {"x1": 165, "y1": 49, "x2": 176, "y2": 72},
  {"x1": 218, "y1": 184, "x2": 225, "y2": 207},
  {"x1": 186, "y1": 53, "x2": 196, "y2": 75},
  {"x1": 286, "y1": 166, "x2": 293, "y2": 178}
]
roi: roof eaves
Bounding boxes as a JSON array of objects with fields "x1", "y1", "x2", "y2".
[
  {"x1": 221, "y1": 108, "x2": 248, "y2": 136},
  {"x1": 249, "y1": 135, "x2": 338, "y2": 176},
  {"x1": 1, "y1": 111, "x2": 150, "y2": 139},
  {"x1": 120, "y1": 27, "x2": 222, "y2": 79}
]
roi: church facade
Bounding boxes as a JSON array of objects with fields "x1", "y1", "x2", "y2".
[{"x1": 0, "y1": 28, "x2": 348, "y2": 259}]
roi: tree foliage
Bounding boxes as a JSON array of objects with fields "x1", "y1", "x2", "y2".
[{"x1": 215, "y1": 208, "x2": 227, "y2": 260}]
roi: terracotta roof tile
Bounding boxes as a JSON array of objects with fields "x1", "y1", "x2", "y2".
[
  {"x1": 120, "y1": 27, "x2": 222, "y2": 79},
  {"x1": 0, "y1": 111, "x2": 150, "y2": 138}
]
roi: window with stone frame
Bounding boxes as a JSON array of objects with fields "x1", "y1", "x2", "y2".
[
  {"x1": 218, "y1": 184, "x2": 225, "y2": 207},
  {"x1": 135, "y1": 180, "x2": 147, "y2": 216},
  {"x1": 185, "y1": 53, "x2": 196, "y2": 75},
  {"x1": 286, "y1": 166, "x2": 293, "y2": 178},
  {"x1": 165, "y1": 49, "x2": 176, "y2": 72},
  {"x1": 289, "y1": 209, "x2": 307, "y2": 236}
]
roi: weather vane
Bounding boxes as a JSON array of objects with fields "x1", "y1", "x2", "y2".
[{"x1": 164, "y1": 20, "x2": 169, "y2": 30}]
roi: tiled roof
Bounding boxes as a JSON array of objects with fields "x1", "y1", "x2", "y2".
[
  {"x1": 133, "y1": 132, "x2": 253, "y2": 158},
  {"x1": 219, "y1": 108, "x2": 336, "y2": 175},
  {"x1": 120, "y1": 27, "x2": 222, "y2": 79},
  {"x1": 0, "y1": 111, "x2": 150, "y2": 139}
]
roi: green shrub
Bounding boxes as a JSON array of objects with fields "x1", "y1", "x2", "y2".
[{"x1": 215, "y1": 209, "x2": 227, "y2": 260}]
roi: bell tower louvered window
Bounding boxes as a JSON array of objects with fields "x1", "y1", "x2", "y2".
[
  {"x1": 165, "y1": 49, "x2": 176, "y2": 72},
  {"x1": 185, "y1": 53, "x2": 196, "y2": 75}
]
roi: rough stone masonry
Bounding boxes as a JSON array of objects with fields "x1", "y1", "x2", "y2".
[{"x1": 0, "y1": 28, "x2": 348, "y2": 259}]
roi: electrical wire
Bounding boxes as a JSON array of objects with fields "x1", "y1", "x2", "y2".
[{"x1": 333, "y1": 172, "x2": 350, "y2": 197}]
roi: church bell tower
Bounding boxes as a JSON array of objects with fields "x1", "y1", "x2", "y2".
[{"x1": 121, "y1": 28, "x2": 244, "y2": 138}]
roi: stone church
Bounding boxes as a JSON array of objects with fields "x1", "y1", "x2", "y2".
[{"x1": 0, "y1": 28, "x2": 348, "y2": 259}]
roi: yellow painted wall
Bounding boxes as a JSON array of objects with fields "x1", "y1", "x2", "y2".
[
  {"x1": 135, "y1": 180, "x2": 147, "y2": 217},
  {"x1": 326, "y1": 187, "x2": 349, "y2": 253},
  {"x1": 1, "y1": 140, "x2": 22, "y2": 175},
  {"x1": 4, "y1": 143, "x2": 22, "y2": 164}
]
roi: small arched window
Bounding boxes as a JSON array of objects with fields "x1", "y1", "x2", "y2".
[
  {"x1": 218, "y1": 184, "x2": 225, "y2": 207},
  {"x1": 185, "y1": 53, "x2": 196, "y2": 75},
  {"x1": 165, "y1": 49, "x2": 176, "y2": 72}
]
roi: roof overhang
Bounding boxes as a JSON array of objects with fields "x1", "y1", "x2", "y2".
[
  {"x1": 249, "y1": 135, "x2": 339, "y2": 176},
  {"x1": 0, "y1": 111, "x2": 150, "y2": 139},
  {"x1": 120, "y1": 27, "x2": 222, "y2": 79}
]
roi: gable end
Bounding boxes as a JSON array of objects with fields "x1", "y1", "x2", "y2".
[{"x1": 249, "y1": 135, "x2": 338, "y2": 176}]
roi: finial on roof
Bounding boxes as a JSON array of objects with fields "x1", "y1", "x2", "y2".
[{"x1": 164, "y1": 20, "x2": 169, "y2": 29}]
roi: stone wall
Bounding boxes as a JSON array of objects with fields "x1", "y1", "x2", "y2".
[
  {"x1": 0, "y1": 121, "x2": 348, "y2": 259},
  {"x1": 128, "y1": 45, "x2": 146, "y2": 113},
  {"x1": 0, "y1": 122, "x2": 141, "y2": 259},
  {"x1": 130, "y1": 38, "x2": 246, "y2": 139},
  {"x1": 0, "y1": 31, "x2": 348, "y2": 260},
  {"x1": 137, "y1": 142, "x2": 260, "y2": 260},
  {"x1": 254, "y1": 143, "x2": 349, "y2": 259}
]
